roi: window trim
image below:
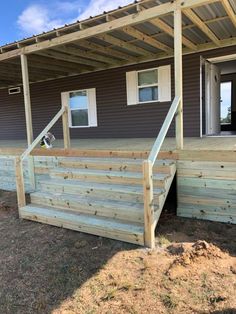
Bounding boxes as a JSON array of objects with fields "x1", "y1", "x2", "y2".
[
  {"x1": 137, "y1": 67, "x2": 159, "y2": 104},
  {"x1": 8, "y1": 86, "x2": 21, "y2": 95},
  {"x1": 61, "y1": 88, "x2": 97, "y2": 129}
]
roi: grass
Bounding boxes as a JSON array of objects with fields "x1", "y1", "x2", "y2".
[{"x1": 160, "y1": 294, "x2": 177, "y2": 310}]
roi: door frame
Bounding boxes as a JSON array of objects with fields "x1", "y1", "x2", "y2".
[
  {"x1": 205, "y1": 61, "x2": 221, "y2": 135},
  {"x1": 202, "y1": 53, "x2": 236, "y2": 137}
]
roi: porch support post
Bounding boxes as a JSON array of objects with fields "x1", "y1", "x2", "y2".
[
  {"x1": 62, "y1": 105, "x2": 71, "y2": 149},
  {"x1": 21, "y1": 54, "x2": 33, "y2": 146},
  {"x1": 21, "y1": 54, "x2": 35, "y2": 189},
  {"x1": 174, "y1": 7, "x2": 184, "y2": 149},
  {"x1": 61, "y1": 93, "x2": 71, "y2": 149}
]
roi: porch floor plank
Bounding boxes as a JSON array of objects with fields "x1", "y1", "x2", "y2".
[{"x1": 0, "y1": 137, "x2": 236, "y2": 155}]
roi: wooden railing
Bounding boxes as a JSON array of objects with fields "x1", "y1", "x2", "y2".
[
  {"x1": 15, "y1": 105, "x2": 70, "y2": 209},
  {"x1": 143, "y1": 96, "x2": 181, "y2": 248}
]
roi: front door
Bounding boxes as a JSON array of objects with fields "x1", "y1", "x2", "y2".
[{"x1": 205, "y1": 62, "x2": 221, "y2": 135}]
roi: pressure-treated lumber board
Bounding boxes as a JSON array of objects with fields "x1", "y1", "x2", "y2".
[
  {"x1": 177, "y1": 160, "x2": 236, "y2": 171},
  {"x1": 50, "y1": 168, "x2": 169, "y2": 188},
  {"x1": 15, "y1": 156, "x2": 26, "y2": 209},
  {"x1": 174, "y1": 9, "x2": 183, "y2": 150},
  {"x1": 122, "y1": 26, "x2": 172, "y2": 52},
  {"x1": 30, "y1": 191, "x2": 145, "y2": 223},
  {"x1": 20, "y1": 205, "x2": 144, "y2": 245},
  {"x1": 39, "y1": 178, "x2": 164, "y2": 203},
  {"x1": 0, "y1": 0, "x2": 220, "y2": 62},
  {"x1": 178, "y1": 150, "x2": 236, "y2": 162},
  {"x1": 21, "y1": 55, "x2": 33, "y2": 146},
  {"x1": 0, "y1": 149, "x2": 25, "y2": 155},
  {"x1": 221, "y1": 0, "x2": 236, "y2": 28},
  {"x1": 178, "y1": 185, "x2": 236, "y2": 201},
  {"x1": 178, "y1": 168, "x2": 236, "y2": 180},
  {"x1": 149, "y1": 16, "x2": 197, "y2": 50},
  {"x1": 177, "y1": 158, "x2": 236, "y2": 225},
  {"x1": 178, "y1": 195, "x2": 236, "y2": 214},
  {"x1": 178, "y1": 177, "x2": 236, "y2": 190},
  {"x1": 57, "y1": 157, "x2": 175, "y2": 173},
  {"x1": 143, "y1": 160, "x2": 155, "y2": 249},
  {"x1": 178, "y1": 206, "x2": 236, "y2": 224},
  {"x1": 0, "y1": 147, "x2": 178, "y2": 159},
  {"x1": 32, "y1": 149, "x2": 178, "y2": 160},
  {"x1": 62, "y1": 106, "x2": 70, "y2": 149},
  {"x1": 183, "y1": 8, "x2": 221, "y2": 46}
]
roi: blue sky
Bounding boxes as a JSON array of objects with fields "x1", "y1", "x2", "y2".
[{"x1": 0, "y1": 0, "x2": 132, "y2": 46}]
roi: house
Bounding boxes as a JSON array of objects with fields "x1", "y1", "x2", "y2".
[{"x1": 0, "y1": 0, "x2": 236, "y2": 248}]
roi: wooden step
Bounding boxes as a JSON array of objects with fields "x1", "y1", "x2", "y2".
[
  {"x1": 39, "y1": 179, "x2": 164, "y2": 202},
  {"x1": 30, "y1": 191, "x2": 145, "y2": 223},
  {"x1": 19, "y1": 205, "x2": 144, "y2": 245},
  {"x1": 57, "y1": 157, "x2": 175, "y2": 174},
  {"x1": 50, "y1": 168, "x2": 169, "y2": 188}
]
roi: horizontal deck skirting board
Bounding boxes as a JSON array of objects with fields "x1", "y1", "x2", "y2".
[{"x1": 177, "y1": 158, "x2": 236, "y2": 224}]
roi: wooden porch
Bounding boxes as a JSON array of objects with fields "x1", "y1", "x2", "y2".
[
  {"x1": 0, "y1": 137, "x2": 236, "y2": 153},
  {"x1": 0, "y1": 137, "x2": 235, "y2": 248}
]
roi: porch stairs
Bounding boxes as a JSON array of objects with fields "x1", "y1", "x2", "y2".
[{"x1": 19, "y1": 156, "x2": 176, "y2": 246}]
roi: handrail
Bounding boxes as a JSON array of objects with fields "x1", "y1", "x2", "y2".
[
  {"x1": 15, "y1": 105, "x2": 69, "y2": 210},
  {"x1": 21, "y1": 106, "x2": 65, "y2": 161},
  {"x1": 148, "y1": 96, "x2": 180, "y2": 166},
  {"x1": 143, "y1": 95, "x2": 181, "y2": 249}
]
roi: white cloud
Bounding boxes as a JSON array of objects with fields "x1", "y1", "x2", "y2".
[
  {"x1": 17, "y1": 4, "x2": 63, "y2": 36},
  {"x1": 78, "y1": 0, "x2": 132, "y2": 20},
  {"x1": 17, "y1": 0, "x2": 133, "y2": 37},
  {"x1": 55, "y1": 1, "x2": 83, "y2": 14}
]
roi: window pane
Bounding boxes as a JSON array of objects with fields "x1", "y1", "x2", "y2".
[
  {"x1": 71, "y1": 109, "x2": 89, "y2": 126},
  {"x1": 220, "y1": 82, "x2": 232, "y2": 125},
  {"x1": 139, "y1": 87, "x2": 158, "y2": 102},
  {"x1": 138, "y1": 69, "x2": 158, "y2": 86},
  {"x1": 69, "y1": 91, "x2": 88, "y2": 110}
]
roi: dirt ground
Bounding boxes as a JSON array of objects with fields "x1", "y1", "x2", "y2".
[{"x1": 0, "y1": 190, "x2": 236, "y2": 314}]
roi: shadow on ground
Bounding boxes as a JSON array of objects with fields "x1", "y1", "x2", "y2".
[
  {"x1": 0, "y1": 193, "x2": 136, "y2": 314},
  {"x1": 0, "y1": 190, "x2": 236, "y2": 314}
]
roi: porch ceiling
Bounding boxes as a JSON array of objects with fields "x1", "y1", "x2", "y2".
[{"x1": 0, "y1": 0, "x2": 236, "y2": 89}]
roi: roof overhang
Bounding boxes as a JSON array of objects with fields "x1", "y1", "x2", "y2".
[{"x1": 0, "y1": 0, "x2": 236, "y2": 88}]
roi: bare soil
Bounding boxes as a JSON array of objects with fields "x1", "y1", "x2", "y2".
[{"x1": 0, "y1": 190, "x2": 236, "y2": 314}]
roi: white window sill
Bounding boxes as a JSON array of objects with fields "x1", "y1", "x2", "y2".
[{"x1": 69, "y1": 125, "x2": 97, "y2": 128}]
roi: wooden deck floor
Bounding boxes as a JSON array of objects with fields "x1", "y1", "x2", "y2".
[{"x1": 0, "y1": 137, "x2": 235, "y2": 153}]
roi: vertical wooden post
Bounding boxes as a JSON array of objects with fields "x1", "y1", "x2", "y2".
[
  {"x1": 62, "y1": 105, "x2": 71, "y2": 149},
  {"x1": 15, "y1": 157, "x2": 26, "y2": 213},
  {"x1": 174, "y1": 8, "x2": 184, "y2": 150},
  {"x1": 28, "y1": 156, "x2": 36, "y2": 189},
  {"x1": 143, "y1": 160, "x2": 155, "y2": 249},
  {"x1": 21, "y1": 54, "x2": 35, "y2": 188},
  {"x1": 21, "y1": 54, "x2": 33, "y2": 146}
]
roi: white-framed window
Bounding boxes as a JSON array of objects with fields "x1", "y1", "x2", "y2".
[
  {"x1": 138, "y1": 68, "x2": 159, "y2": 103},
  {"x1": 126, "y1": 65, "x2": 171, "y2": 105},
  {"x1": 61, "y1": 88, "x2": 97, "y2": 128}
]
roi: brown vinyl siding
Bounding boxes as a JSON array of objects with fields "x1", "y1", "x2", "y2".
[{"x1": 0, "y1": 45, "x2": 236, "y2": 140}]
